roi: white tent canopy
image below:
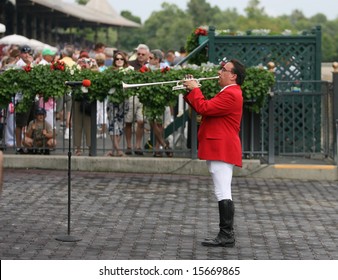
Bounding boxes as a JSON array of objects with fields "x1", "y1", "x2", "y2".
[
  {"x1": 0, "y1": 23, "x2": 6, "y2": 33},
  {"x1": 0, "y1": 34, "x2": 30, "y2": 45},
  {"x1": 29, "y1": 39, "x2": 58, "y2": 53},
  {"x1": 0, "y1": 34, "x2": 58, "y2": 53}
]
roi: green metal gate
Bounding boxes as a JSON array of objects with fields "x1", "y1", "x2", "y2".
[
  {"x1": 204, "y1": 26, "x2": 323, "y2": 159},
  {"x1": 207, "y1": 26, "x2": 321, "y2": 81}
]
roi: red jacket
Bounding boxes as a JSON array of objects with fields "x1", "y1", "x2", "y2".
[{"x1": 184, "y1": 84, "x2": 243, "y2": 167}]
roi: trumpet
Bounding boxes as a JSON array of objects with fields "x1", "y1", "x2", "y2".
[{"x1": 122, "y1": 76, "x2": 218, "y2": 91}]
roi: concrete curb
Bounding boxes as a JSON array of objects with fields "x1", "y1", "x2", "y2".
[{"x1": 3, "y1": 154, "x2": 337, "y2": 180}]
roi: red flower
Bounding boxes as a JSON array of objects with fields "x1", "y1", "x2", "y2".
[
  {"x1": 194, "y1": 27, "x2": 208, "y2": 36},
  {"x1": 23, "y1": 65, "x2": 32, "y2": 72},
  {"x1": 51, "y1": 60, "x2": 66, "y2": 71},
  {"x1": 161, "y1": 66, "x2": 170, "y2": 73},
  {"x1": 139, "y1": 65, "x2": 149, "y2": 73}
]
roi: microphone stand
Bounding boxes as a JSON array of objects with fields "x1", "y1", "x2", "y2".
[{"x1": 55, "y1": 87, "x2": 81, "y2": 242}]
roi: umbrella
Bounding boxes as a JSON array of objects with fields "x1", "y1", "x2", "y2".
[
  {"x1": 0, "y1": 23, "x2": 5, "y2": 33},
  {"x1": 29, "y1": 39, "x2": 58, "y2": 53},
  {"x1": 29, "y1": 38, "x2": 46, "y2": 49},
  {"x1": 0, "y1": 34, "x2": 30, "y2": 45}
]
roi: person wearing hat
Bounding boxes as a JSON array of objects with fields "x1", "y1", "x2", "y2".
[
  {"x1": 79, "y1": 50, "x2": 89, "y2": 58},
  {"x1": 38, "y1": 48, "x2": 57, "y2": 133},
  {"x1": 22, "y1": 107, "x2": 56, "y2": 154},
  {"x1": 16, "y1": 45, "x2": 33, "y2": 67},
  {"x1": 57, "y1": 45, "x2": 78, "y2": 140},
  {"x1": 39, "y1": 48, "x2": 56, "y2": 65}
]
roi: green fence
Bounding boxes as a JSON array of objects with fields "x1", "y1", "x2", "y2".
[
  {"x1": 190, "y1": 26, "x2": 325, "y2": 161},
  {"x1": 206, "y1": 26, "x2": 321, "y2": 82}
]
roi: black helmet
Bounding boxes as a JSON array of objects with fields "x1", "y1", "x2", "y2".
[{"x1": 35, "y1": 107, "x2": 46, "y2": 116}]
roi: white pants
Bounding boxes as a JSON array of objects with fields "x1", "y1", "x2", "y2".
[{"x1": 207, "y1": 160, "x2": 234, "y2": 201}]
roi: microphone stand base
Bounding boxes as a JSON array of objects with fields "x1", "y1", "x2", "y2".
[{"x1": 55, "y1": 235, "x2": 82, "y2": 242}]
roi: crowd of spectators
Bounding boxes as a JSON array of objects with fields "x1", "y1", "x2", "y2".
[{"x1": 0, "y1": 42, "x2": 188, "y2": 157}]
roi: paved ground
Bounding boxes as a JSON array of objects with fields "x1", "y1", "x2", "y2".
[{"x1": 0, "y1": 168, "x2": 337, "y2": 260}]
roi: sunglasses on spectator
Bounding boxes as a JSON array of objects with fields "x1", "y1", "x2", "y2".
[
  {"x1": 137, "y1": 53, "x2": 146, "y2": 56},
  {"x1": 115, "y1": 57, "x2": 124, "y2": 61}
]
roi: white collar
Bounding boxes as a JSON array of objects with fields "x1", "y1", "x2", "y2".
[{"x1": 220, "y1": 84, "x2": 237, "y2": 92}]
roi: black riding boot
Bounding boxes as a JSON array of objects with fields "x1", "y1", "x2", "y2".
[{"x1": 202, "y1": 199, "x2": 235, "y2": 247}]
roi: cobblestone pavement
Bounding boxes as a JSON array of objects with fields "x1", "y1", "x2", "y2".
[{"x1": 0, "y1": 168, "x2": 337, "y2": 260}]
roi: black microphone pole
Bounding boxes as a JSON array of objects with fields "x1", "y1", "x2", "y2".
[{"x1": 56, "y1": 85, "x2": 82, "y2": 242}]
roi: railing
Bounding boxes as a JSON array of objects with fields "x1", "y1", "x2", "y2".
[
  {"x1": 267, "y1": 80, "x2": 334, "y2": 164},
  {"x1": 0, "y1": 79, "x2": 334, "y2": 165},
  {"x1": 1, "y1": 70, "x2": 338, "y2": 165}
]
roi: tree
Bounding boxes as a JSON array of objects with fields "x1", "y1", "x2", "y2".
[
  {"x1": 187, "y1": 0, "x2": 222, "y2": 27},
  {"x1": 142, "y1": 3, "x2": 194, "y2": 51},
  {"x1": 244, "y1": 0, "x2": 266, "y2": 19},
  {"x1": 289, "y1": 9, "x2": 307, "y2": 25},
  {"x1": 116, "y1": 11, "x2": 144, "y2": 51},
  {"x1": 320, "y1": 20, "x2": 338, "y2": 61},
  {"x1": 75, "y1": 0, "x2": 89, "y2": 4},
  {"x1": 213, "y1": 8, "x2": 241, "y2": 31}
]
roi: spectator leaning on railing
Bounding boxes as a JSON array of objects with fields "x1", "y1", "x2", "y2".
[
  {"x1": 106, "y1": 51, "x2": 134, "y2": 157},
  {"x1": 126, "y1": 44, "x2": 150, "y2": 156}
]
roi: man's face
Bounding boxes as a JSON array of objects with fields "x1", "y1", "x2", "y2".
[
  {"x1": 95, "y1": 46, "x2": 105, "y2": 54},
  {"x1": 36, "y1": 114, "x2": 45, "y2": 121},
  {"x1": 148, "y1": 54, "x2": 159, "y2": 66},
  {"x1": 136, "y1": 48, "x2": 149, "y2": 64},
  {"x1": 20, "y1": 51, "x2": 31, "y2": 64},
  {"x1": 218, "y1": 62, "x2": 236, "y2": 87},
  {"x1": 44, "y1": 55, "x2": 54, "y2": 63},
  {"x1": 166, "y1": 52, "x2": 175, "y2": 63}
]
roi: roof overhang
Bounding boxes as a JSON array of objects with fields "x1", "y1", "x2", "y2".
[{"x1": 17, "y1": 0, "x2": 140, "y2": 28}]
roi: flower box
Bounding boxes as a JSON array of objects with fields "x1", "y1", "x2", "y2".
[{"x1": 198, "y1": 36, "x2": 208, "y2": 45}]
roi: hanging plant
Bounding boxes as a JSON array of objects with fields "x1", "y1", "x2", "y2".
[{"x1": 185, "y1": 26, "x2": 209, "y2": 65}]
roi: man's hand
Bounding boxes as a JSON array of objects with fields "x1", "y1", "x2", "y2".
[{"x1": 183, "y1": 75, "x2": 199, "y2": 91}]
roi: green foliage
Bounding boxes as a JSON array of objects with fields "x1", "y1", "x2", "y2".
[
  {"x1": 0, "y1": 63, "x2": 71, "y2": 111},
  {"x1": 121, "y1": 11, "x2": 142, "y2": 24},
  {"x1": 142, "y1": 3, "x2": 194, "y2": 51},
  {"x1": 117, "y1": 12, "x2": 144, "y2": 51},
  {"x1": 241, "y1": 67, "x2": 275, "y2": 113},
  {"x1": 187, "y1": 0, "x2": 221, "y2": 27},
  {"x1": 185, "y1": 27, "x2": 208, "y2": 65},
  {"x1": 75, "y1": 0, "x2": 89, "y2": 5},
  {"x1": 0, "y1": 63, "x2": 275, "y2": 115},
  {"x1": 0, "y1": 68, "x2": 22, "y2": 107}
]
